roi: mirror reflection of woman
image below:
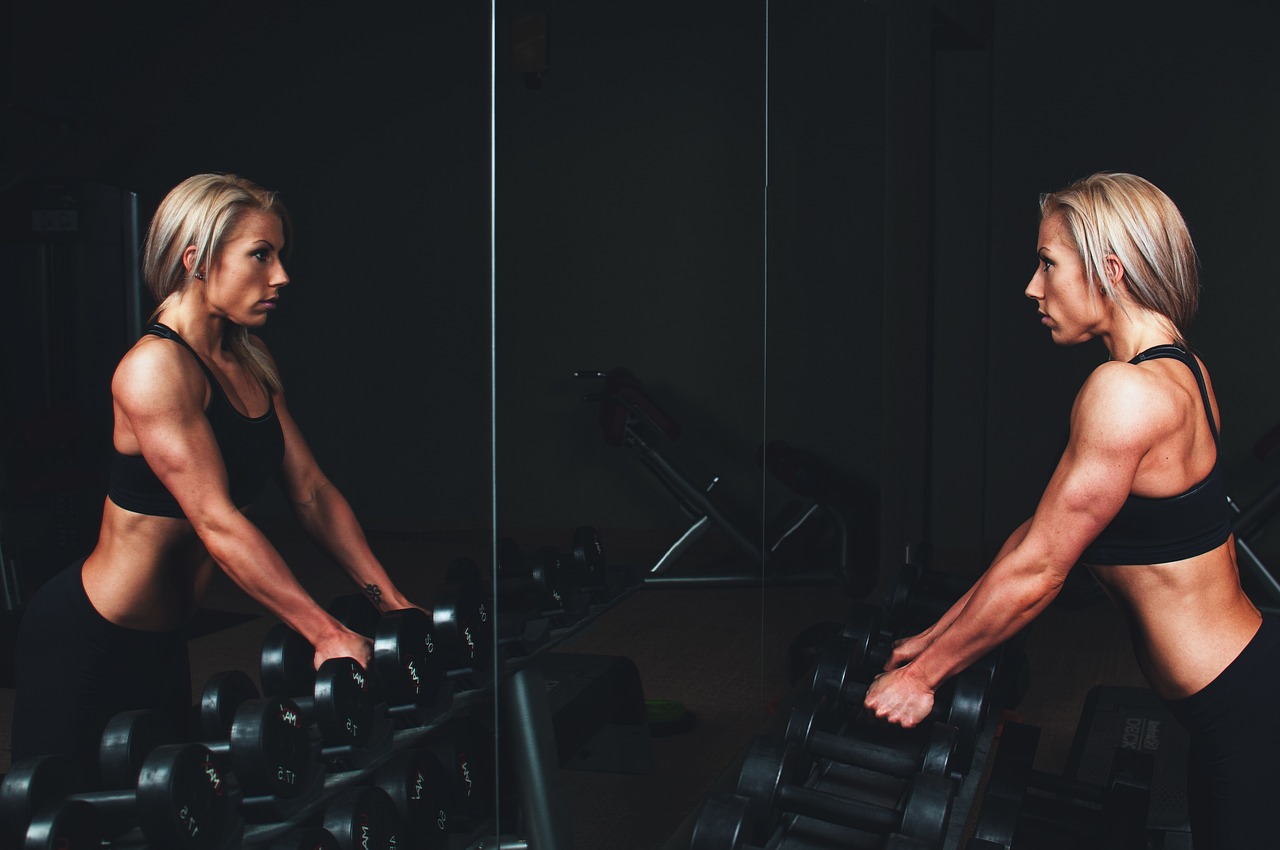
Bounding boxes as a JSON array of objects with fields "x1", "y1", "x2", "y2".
[
  {"x1": 12, "y1": 173, "x2": 422, "y2": 778},
  {"x1": 864, "y1": 173, "x2": 1278, "y2": 849}
]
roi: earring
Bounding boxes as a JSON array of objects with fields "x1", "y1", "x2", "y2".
[{"x1": 194, "y1": 271, "x2": 205, "y2": 280}]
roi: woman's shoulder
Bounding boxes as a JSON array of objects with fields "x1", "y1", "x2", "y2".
[
  {"x1": 1073, "y1": 359, "x2": 1181, "y2": 441},
  {"x1": 112, "y1": 335, "x2": 207, "y2": 409}
]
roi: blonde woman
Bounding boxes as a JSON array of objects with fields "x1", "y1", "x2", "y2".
[
  {"x1": 864, "y1": 173, "x2": 1274, "y2": 848},
  {"x1": 12, "y1": 174, "x2": 421, "y2": 776}
]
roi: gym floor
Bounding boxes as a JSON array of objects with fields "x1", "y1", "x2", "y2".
[{"x1": 0, "y1": 522, "x2": 1150, "y2": 849}]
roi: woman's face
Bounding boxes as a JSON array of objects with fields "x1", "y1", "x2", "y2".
[
  {"x1": 1025, "y1": 213, "x2": 1104, "y2": 346},
  {"x1": 203, "y1": 209, "x2": 289, "y2": 327}
]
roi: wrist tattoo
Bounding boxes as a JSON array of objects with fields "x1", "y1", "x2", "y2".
[{"x1": 364, "y1": 583, "x2": 383, "y2": 605}]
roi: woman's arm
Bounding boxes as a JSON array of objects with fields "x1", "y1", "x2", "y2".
[
  {"x1": 114, "y1": 342, "x2": 371, "y2": 667},
  {"x1": 865, "y1": 363, "x2": 1161, "y2": 726},
  {"x1": 884, "y1": 518, "x2": 1033, "y2": 670}
]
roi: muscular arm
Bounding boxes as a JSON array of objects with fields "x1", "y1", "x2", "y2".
[
  {"x1": 866, "y1": 364, "x2": 1161, "y2": 725},
  {"x1": 886, "y1": 518, "x2": 1032, "y2": 669},
  {"x1": 114, "y1": 343, "x2": 368, "y2": 665}
]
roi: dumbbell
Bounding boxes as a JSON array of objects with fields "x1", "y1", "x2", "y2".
[
  {"x1": 492, "y1": 541, "x2": 587, "y2": 622},
  {"x1": 259, "y1": 628, "x2": 378, "y2": 751},
  {"x1": 321, "y1": 784, "x2": 403, "y2": 850},
  {"x1": 325, "y1": 594, "x2": 450, "y2": 720},
  {"x1": 0, "y1": 744, "x2": 237, "y2": 850},
  {"x1": 736, "y1": 737, "x2": 955, "y2": 848},
  {"x1": 107, "y1": 698, "x2": 314, "y2": 804},
  {"x1": 785, "y1": 692, "x2": 959, "y2": 781},
  {"x1": 690, "y1": 792, "x2": 933, "y2": 850},
  {"x1": 431, "y1": 559, "x2": 495, "y2": 679},
  {"x1": 811, "y1": 638, "x2": 990, "y2": 774},
  {"x1": 372, "y1": 747, "x2": 457, "y2": 850}
]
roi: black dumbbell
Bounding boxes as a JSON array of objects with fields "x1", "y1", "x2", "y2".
[
  {"x1": 785, "y1": 692, "x2": 959, "y2": 781},
  {"x1": 107, "y1": 699, "x2": 315, "y2": 804},
  {"x1": 322, "y1": 784, "x2": 403, "y2": 850},
  {"x1": 736, "y1": 737, "x2": 955, "y2": 848},
  {"x1": 431, "y1": 560, "x2": 495, "y2": 679},
  {"x1": 690, "y1": 792, "x2": 933, "y2": 849},
  {"x1": 492, "y1": 541, "x2": 586, "y2": 622},
  {"x1": 373, "y1": 747, "x2": 457, "y2": 849},
  {"x1": 260, "y1": 628, "x2": 378, "y2": 751},
  {"x1": 1, "y1": 744, "x2": 237, "y2": 850},
  {"x1": 326, "y1": 594, "x2": 450, "y2": 720},
  {"x1": 811, "y1": 639, "x2": 990, "y2": 773}
]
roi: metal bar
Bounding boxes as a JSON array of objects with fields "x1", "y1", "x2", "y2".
[{"x1": 501, "y1": 663, "x2": 573, "y2": 850}]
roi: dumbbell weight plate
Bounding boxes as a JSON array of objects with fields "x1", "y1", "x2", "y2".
[
  {"x1": 376, "y1": 748, "x2": 453, "y2": 849},
  {"x1": 23, "y1": 797, "x2": 102, "y2": 850},
  {"x1": 134, "y1": 743, "x2": 234, "y2": 850},
  {"x1": 313, "y1": 658, "x2": 375, "y2": 748},
  {"x1": 99, "y1": 709, "x2": 179, "y2": 788},
  {"x1": 374, "y1": 608, "x2": 444, "y2": 709},
  {"x1": 0, "y1": 756, "x2": 76, "y2": 849},
  {"x1": 261, "y1": 624, "x2": 317, "y2": 698},
  {"x1": 200, "y1": 669, "x2": 261, "y2": 740},
  {"x1": 323, "y1": 784, "x2": 402, "y2": 850},
  {"x1": 229, "y1": 697, "x2": 314, "y2": 799}
]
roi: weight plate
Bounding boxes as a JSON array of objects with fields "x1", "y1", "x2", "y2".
[
  {"x1": 376, "y1": 748, "x2": 452, "y2": 848},
  {"x1": 200, "y1": 670, "x2": 260, "y2": 740},
  {"x1": 229, "y1": 697, "x2": 313, "y2": 798},
  {"x1": 314, "y1": 658, "x2": 374, "y2": 748},
  {"x1": 322, "y1": 785, "x2": 401, "y2": 850},
  {"x1": 135, "y1": 743, "x2": 232, "y2": 850},
  {"x1": 99, "y1": 709, "x2": 177, "y2": 789},
  {"x1": 260, "y1": 624, "x2": 316, "y2": 698}
]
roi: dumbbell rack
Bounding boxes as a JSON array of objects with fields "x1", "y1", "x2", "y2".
[{"x1": 238, "y1": 578, "x2": 646, "y2": 849}]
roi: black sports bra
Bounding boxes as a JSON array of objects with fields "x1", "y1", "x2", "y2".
[
  {"x1": 1079, "y1": 344, "x2": 1231, "y2": 566},
  {"x1": 108, "y1": 324, "x2": 285, "y2": 518}
]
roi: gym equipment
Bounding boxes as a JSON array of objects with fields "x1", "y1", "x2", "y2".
[
  {"x1": 105, "y1": 702, "x2": 314, "y2": 802},
  {"x1": 374, "y1": 747, "x2": 456, "y2": 850},
  {"x1": 690, "y1": 792, "x2": 932, "y2": 849},
  {"x1": 325, "y1": 595, "x2": 451, "y2": 721},
  {"x1": 785, "y1": 692, "x2": 959, "y2": 780},
  {"x1": 1, "y1": 745, "x2": 237, "y2": 850},
  {"x1": 430, "y1": 563, "x2": 495, "y2": 679},
  {"x1": 576, "y1": 368, "x2": 867, "y2": 589},
  {"x1": 973, "y1": 720, "x2": 1151, "y2": 850},
  {"x1": 810, "y1": 637, "x2": 991, "y2": 774},
  {"x1": 735, "y1": 737, "x2": 955, "y2": 847},
  {"x1": 259, "y1": 630, "x2": 378, "y2": 752},
  {"x1": 321, "y1": 784, "x2": 403, "y2": 850}
]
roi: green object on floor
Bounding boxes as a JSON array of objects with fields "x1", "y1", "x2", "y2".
[{"x1": 646, "y1": 699, "x2": 697, "y2": 736}]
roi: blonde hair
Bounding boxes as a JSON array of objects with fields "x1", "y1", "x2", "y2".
[
  {"x1": 142, "y1": 173, "x2": 290, "y2": 393},
  {"x1": 1039, "y1": 172, "x2": 1200, "y2": 342}
]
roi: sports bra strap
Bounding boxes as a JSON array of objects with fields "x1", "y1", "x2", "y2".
[{"x1": 1129, "y1": 344, "x2": 1219, "y2": 445}]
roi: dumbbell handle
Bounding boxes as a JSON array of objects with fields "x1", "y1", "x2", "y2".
[
  {"x1": 806, "y1": 724, "x2": 955, "y2": 780},
  {"x1": 776, "y1": 782, "x2": 902, "y2": 834}
]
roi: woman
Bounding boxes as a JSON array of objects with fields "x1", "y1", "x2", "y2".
[
  {"x1": 863, "y1": 172, "x2": 1278, "y2": 848},
  {"x1": 11, "y1": 173, "x2": 421, "y2": 776}
]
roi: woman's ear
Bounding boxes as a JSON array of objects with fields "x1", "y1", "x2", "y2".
[
  {"x1": 1102, "y1": 253, "x2": 1126, "y2": 294},
  {"x1": 182, "y1": 245, "x2": 203, "y2": 280}
]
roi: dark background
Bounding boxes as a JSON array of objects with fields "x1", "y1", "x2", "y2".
[{"x1": 4, "y1": 0, "x2": 1280, "y2": 841}]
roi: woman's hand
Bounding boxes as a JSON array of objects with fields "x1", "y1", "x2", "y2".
[
  {"x1": 863, "y1": 665, "x2": 935, "y2": 728},
  {"x1": 885, "y1": 630, "x2": 933, "y2": 671},
  {"x1": 313, "y1": 627, "x2": 374, "y2": 672}
]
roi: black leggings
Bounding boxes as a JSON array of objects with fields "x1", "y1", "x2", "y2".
[
  {"x1": 10, "y1": 560, "x2": 191, "y2": 783},
  {"x1": 1163, "y1": 616, "x2": 1280, "y2": 850}
]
